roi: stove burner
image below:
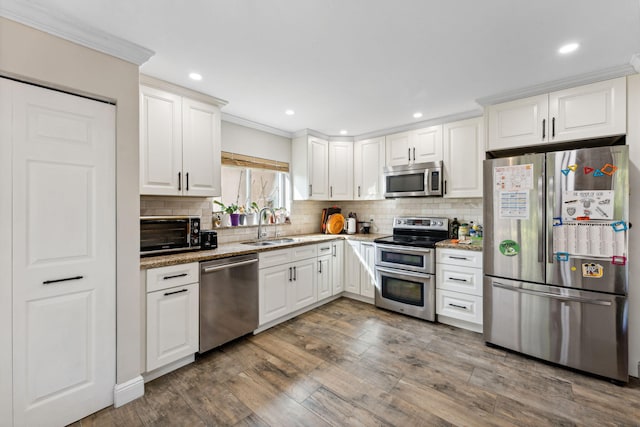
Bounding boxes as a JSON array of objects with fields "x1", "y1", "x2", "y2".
[{"x1": 374, "y1": 216, "x2": 449, "y2": 248}]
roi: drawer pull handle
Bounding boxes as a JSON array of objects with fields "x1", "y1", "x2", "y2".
[
  {"x1": 163, "y1": 273, "x2": 188, "y2": 280},
  {"x1": 43, "y1": 275, "x2": 83, "y2": 285},
  {"x1": 449, "y1": 277, "x2": 468, "y2": 282},
  {"x1": 448, "y1": 303, "x2": 468, "y2": 310},
  {"x1": 449, "y1": 256, "x2": 469, "y2": 261},
  {"x1": 164, "y1": 289, "x2": 188, "y2": 296},
  {"x1": 320, "y1": 247, "x2": 331, "y2": 251}
]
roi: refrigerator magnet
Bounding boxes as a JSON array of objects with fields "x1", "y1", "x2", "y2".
[
  {"x1": 600, "y1": 164, "x2": 618, "y2": 176},
  {"x1": 582, "y1": 263, "x2": 604, "y2": 278},
  {"x1": 612, "y1": 256, "x2": 627, "y2": 266},
  {"x1": 555, "y1": 252, "x2": 570, "y2": 261},
  {"x1": 498, "y1": 240, "x2": 520, "y2": 256},
  {"x1": 611, "y1": 221, "x2": 628, "y2": 232}
]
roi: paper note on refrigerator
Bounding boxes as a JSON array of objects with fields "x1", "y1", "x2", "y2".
[
  {"x1": 494, "y1": 164, "x2": 534, "y2": 191},
  {"x1": 499, "y1": 191, "x2": 529, "y2": 219},
  {"x1": 552, "y1": 221, "x2": 626, "y2": 258},
  {"x1": 562, "y1": 190, "x2": 614, "y2": 220}
]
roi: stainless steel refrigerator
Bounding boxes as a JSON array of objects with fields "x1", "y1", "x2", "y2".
[{"x1": 483, "y1": 145, "x2": 629, "y2": 382}]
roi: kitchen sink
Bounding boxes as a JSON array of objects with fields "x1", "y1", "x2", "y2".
[{"x1": 242, "y1": 238, "x2": 296, "y2": 246}]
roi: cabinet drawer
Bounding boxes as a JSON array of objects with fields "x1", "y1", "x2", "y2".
[
  {"x1": 436, "y1": 289, "x2": 482, "y2": 325},
  {"x1": 436, "y1": 264, "x2": 483, "y2": 296},
  {"x1": 146, "y1": 262, "x2": 199, "y2": 293},
  {"x1": 291, "y1": 244, "x2": 317, "y2": 262},
  {"x1": 259, "y1": 248, "x2": 292, "y2": 269},
  {"x1": 316, "y1": 241, "x2": 333, "y2": 256},
  {"x1": 437, "y1": 248, "x2": 482, "y2": 268}
]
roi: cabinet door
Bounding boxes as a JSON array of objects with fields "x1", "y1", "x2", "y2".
[
  {"x1": 331, "y1": 241, "x2": 344, "y2": 295},
  {"x1": 412, "y1": 125, "x2": 443, "y2": 164},
  {"x1": 308, "y1": 137, "x2": 329, "y2": 200},
  {"x1": 317, "y1": 255, "x2": 332, "y2": 301},
  {"x1": 344, "y1": 241, "x2": 361, "y2": 293},
  {"x1": 386, "y1": 131, "x2": 411, "y2": 166},
  {"x1": 487, "y1": 94, "x2": 548, "y2": 151},
  {"x1": 359, "y1": 243, "x2": 376, "y2": 298},
  {"x1": 147, "y1": 283, "x2": 199, "y2": 372},
  {"x1": 290, "y1": 259, "x2": 317, "y2": 311},
  {"x1": 328, "y1": 141, "x2": 353, "y2": 200},
  {"x1": 443, "y1": 117, "x2": 484, "y2": 198},
  {"x1": 549, "y1": 77, "x2": 626, "y2": 142},
  {"x1": 8, "y1": 80, "x2": 116, "y2": 426},
  {"x1": 259, "y1": 264, "x2": 290, "y2": 325},
  {"x1": 182, "y1": 97, "x2": 221, "y2": 197},
  {"x1": 354, "y1": 137, "x2": 385, "y2": 200},
  {"x1": 140, "y1": 85, "x2": 182, "y2": 195}
]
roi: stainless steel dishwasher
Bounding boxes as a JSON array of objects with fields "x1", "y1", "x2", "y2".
[{"x1": 199, "y1": 253, "x2": 259, "y2": 353}]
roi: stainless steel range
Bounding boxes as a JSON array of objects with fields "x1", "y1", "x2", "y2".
[{"x1": 374, "y1": 216, "x2": 449, "y2": 321}]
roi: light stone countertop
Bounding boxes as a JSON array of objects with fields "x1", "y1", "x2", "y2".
[
  {"x1": 435, "y1": 239, "x2": 483, "y2": 252},
  {"x1": 140, "y1": 233, "x2": 388, "y2": 269}
]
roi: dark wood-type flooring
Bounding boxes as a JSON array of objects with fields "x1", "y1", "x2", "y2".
[{"x1": 75, "y1": 298, "x2": 640, "y2": 426}]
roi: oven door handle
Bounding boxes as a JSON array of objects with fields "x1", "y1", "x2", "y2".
[
  {"x1": 376, "y1": 244, "x2": 432, "y2": 254},
  {"x1": 376, "y1": 266, "x2": 433, "y2": 280}
]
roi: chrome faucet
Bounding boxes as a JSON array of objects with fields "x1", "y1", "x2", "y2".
[{"x1": 257, "y1": 207, "x2": 276, "y2": 240}]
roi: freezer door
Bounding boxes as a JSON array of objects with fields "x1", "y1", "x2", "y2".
[
  {"x1": 484, "y1": 276, "x2": 628, "y2": 382},
  {"x1": 483, "y1": 153, "x2": 545, "y2": 284},
  {"x1": 546, "y1": 146, "x2": 628, "y2": 294}
]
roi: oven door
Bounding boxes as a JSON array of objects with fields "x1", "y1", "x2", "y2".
[
  {"x1": 376, "y1": 244, "x2": 432, "y2": 274},
  {"x1": 375, "y1": 266, "x2": 435, "y2": 321},
  {"x1": 140, "y1": 216, "x2": 192, "y2": 255}
]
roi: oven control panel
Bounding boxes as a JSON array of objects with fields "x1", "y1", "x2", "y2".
[{"x1": 393, "y1": 216, "x2": 448, "y2": 231}]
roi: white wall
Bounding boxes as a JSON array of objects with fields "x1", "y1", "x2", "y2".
[
  {"x1": 626, "y1": 73, "x2": 640, "y2": 377},
  {"x1": 221, "y1": 120, "x2": 291, "y2": 163},
  {"x1": 0, "y1": 17, "x2": 142, "y2": 387}
]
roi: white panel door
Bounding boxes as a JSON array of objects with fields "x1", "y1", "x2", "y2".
[
  {"x1": 290, "y1": 259, "x2": 317, "y2": 311},
  {"x1": 182, "y1": 97, "x2": 221, "y2": 197},
  {"x1": 308, "y1": 137, "x2": 329, "y2": 200},
  {"x1": 328, "y1": 141, "x2": 353, "y2": 200},
  {"x1": 344, "y1": 241, "x2": 361, "y2": 294},
  {"x1": 443, "y1": 117, "x2": 484, "y2": 198},
  {"x1": 354, "y1": 137, "x2": 385, "y2": 200},
  {"x1": 331, "y1": 241, "x2": 344, "y2": 295},
  {"x1": 487, "y1": 94, "x2": 548, "y2": 151},
  {"x1": 317, "y1": 255, "x2": 331, "y2": 301},
  {"x1": 412, "y1": 125, "x2": 443, "y2": 164},
  {"x1": 386, "y1": 131, "x2": 411, "y2": 166},
  {"x1": 9, "y1": 79, "x2": 116, "y2": 427},
  {"x1": 549, "y1": 77, "x2": 626, "y2": 142},
  {"x1": 259, "y1": 265, "x2": 289, "y2": 325},
  {"x1": 146, "y1": 283, "x2": 199, "y2": 371},
  {"x1": 140, "y1": 85, "x2": 182, "y2": 195},
  {"x1": 359, "y1": 243, "x2": 376, "y2": 298},
  {"x1": 0, "y1": 78, "x2": 13, "y2": 427}
]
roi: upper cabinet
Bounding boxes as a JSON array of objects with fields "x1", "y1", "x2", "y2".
[
  {"x1": 443, "y1": 117, "x2": 484, "y2": 198},
  {"x1": 292, "y1": 135, "x2": 353, "y2": 201},
  {"x1": 140, "y1": 84, "x2": 222, "y2": 197},
  {"x1": 488, "y1": 77, "x2": 626, "y2": 151},
  {"x1": 386, "y1": 125, "x2": 443, "y2": 167},
  {"x1": 353, "y1": 136, "x2": 385, "y2": 200}
]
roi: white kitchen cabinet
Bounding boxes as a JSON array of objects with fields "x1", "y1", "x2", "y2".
[
  {"x1": 140, "y1": 85, "x2": 221, "y2": 196},
  {"x1": 259, "y1": 246, "x2": 318, "y2": 325},
  {"x1": 443, "y1": 117, "x2": 484, "y2": 198},
  {"x1": 386, "y1": 125, "x2": 443, "y2": 167},
  {"x1": 353, "y1": 137, "x2": 385, "y2": 200},
  {"x1": 344, "y1": 240, "x2": 361, "y2": 294},
  {"x1": 145, "y1": 262, "x2": 199, "y2": 373},
  {"x1": 317, "y1": 254, "x2": 332, "y2": 301},
  {"x1": 344, "y1": 240, "x2": 376, "y2": 301},
  {"x1": 328, "y1": 140, "x2": 353, "y2": 200},
  {"x1": 292, "y1": 135, "x2": 329, "y2": 200},
  {"x1": 331, "y1": 240, "x2": 344, "y2": 295},
  {"x1": 436, "y1": 248, "x2": 483, "y2": 332},
  {"x1": 487, "y1": 77, "x2": 626, "y2": 151},
  {"x1": 359, "y1": 242, "x2": 376, "y2": 299}
]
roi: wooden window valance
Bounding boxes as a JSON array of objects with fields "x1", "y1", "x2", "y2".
[{"x1": 221, "y1": 151, "x2": 289, "y2": 172}]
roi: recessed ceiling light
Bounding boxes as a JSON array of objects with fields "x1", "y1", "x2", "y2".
[
  {"x1": 189, "y1": 72, "x2": 202, "y2": 81},
  {"x1": 558, "y1": 42, "x2": 579, "y2": 54},
  {"x1": 413, "y1": 112, "x2": 423, "y2": 119},
  {"x1": 340, "y1": 130, "x2": 348, "y2": 135},
  {"x1": 285, "y1": 109, "x2": 295, "y2": 116}
]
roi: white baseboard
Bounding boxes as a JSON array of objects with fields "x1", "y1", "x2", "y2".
[
  {"x1": 113, "y1": 375, "x2": 144, "y2": 408},
  {"x1": 342, "y1": 292, "x2": 374, "y2": 304},
  {"x1": 142, "y1": 354, "x2": 195, "y2": 383},
  {"x1": 254, "y1": 294, "x2": 342, "y2": 334},
  {"x1": 437, "y1": 315, "x2": 482, "y2": 333}
]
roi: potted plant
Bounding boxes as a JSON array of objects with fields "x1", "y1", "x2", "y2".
[
  {"x1": 213, "y1": 200, "x2": 238, "y2": 227},
  {"x1": 246, "y1": 202, "x2": 260, "y2": 226}
]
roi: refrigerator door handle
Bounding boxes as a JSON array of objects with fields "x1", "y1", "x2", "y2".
[
  {"x1": 547, "y1": 173, "x2": 555, "y2": 264},
  {"x1": 537, "y1": 174, "x2": 544, "y2": 263},
  {"x1": 492, "y1": 282, "x2": 612, "y2": 306}
]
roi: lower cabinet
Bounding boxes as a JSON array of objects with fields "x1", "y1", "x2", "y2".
[
  {"x1": 317, "y1": 253, "x2": 332, "y2": 300},
  {"x1": 344, "y1": 240, "x2": 376, "y2": 301},
  {"x1": 360, "y1": 242, "x2": 376, "y2": 299},
  {"x1": 145, "y1": 262, "x2": 199, "y2": 373},
  {"x1": 331, "y1": 240, "x2": 344, "y2": 295},
  {"x1": 436, "y1": 248, "x2": 483, "y2": 332}
]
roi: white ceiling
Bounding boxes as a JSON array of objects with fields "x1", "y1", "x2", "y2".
[{"x1": 11, "y1": 0, "x2": 640, "y2": 137}]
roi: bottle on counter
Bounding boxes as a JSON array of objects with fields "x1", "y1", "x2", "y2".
[
  {"x1": 458, "y1": 222, "x2": 470, "y2": 239},
  {"x1": 450, "y1": 217, "x2": 460, "y2": 239}
]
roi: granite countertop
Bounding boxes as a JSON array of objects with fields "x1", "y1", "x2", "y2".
[
  {"x1": 435, "y1": 239, "x2": 483, "y2": 252},
  {"x1": 140, "y1": 232, "x2": 387, "y2": 269}
]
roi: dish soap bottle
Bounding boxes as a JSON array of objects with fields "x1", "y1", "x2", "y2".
[
  {"x1": 450, "y1": 218, "x2": 460, "y2": 239},
  {"x1": 459, "y1": 222, "x2": 470, "y2": 239}
]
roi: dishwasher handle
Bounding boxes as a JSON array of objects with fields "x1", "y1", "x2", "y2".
[{"x1": 202, "y1": 258, "x2": 258, "y2": 273}]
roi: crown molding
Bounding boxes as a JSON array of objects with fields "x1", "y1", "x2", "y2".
[
  {"x1": 0, "y1": 0, "x2": 154, "y2": 65},
  {"x1": 353, "y1": 109, "x2": 484, "y2": 141},
  {"x1": 141, "y1": 74, "x2": 228, "y2": 107},
  {"x1": 221, "y1": 113, "x2": 293, "y2": 139},
  {"x1": 476, "y1": 63, "x2": 637, "y2": 106},
  {"x1": 630, "y1": 53, "x2": 640, "y2": 73},
  {"x1": 292, "y1": 128, "x2": 330, "y2": 139}
]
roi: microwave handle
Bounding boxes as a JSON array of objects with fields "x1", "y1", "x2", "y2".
[{"x1": 426, "y1": 169, "x2": 432, "y2": 195}]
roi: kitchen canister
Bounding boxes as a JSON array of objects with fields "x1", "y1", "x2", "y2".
[{"x1": 345, "y1": 217, "x2": 356, "y2": 234}]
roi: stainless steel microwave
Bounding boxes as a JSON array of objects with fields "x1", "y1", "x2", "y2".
[
  {"x1": 140, "y1": 216, "x2": 201, "y2": 256},
  {"x1": 383, "y1": 161, "x2": 443, "y2": 198}
]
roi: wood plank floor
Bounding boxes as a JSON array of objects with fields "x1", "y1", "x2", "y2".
[{"x1": 74, "y1": 298, "x2": 640, "y2": 426}]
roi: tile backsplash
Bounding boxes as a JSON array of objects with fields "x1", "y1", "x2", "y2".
[{"x1": 141, "y1": 196, "x2": 482, "y2": 244}]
